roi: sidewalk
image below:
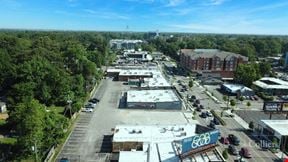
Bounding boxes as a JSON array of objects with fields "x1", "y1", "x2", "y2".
[{"x1": 232, "y1": 111, "x2": 250, "y2": 130}]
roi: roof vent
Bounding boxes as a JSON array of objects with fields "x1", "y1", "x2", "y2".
[{"x1": 160, "y1": 128, "x2": 166, "y2": 133}]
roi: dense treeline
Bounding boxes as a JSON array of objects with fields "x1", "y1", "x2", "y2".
[
  {"x1": 0, "y1": 31, "x2": 114, "y2": 160},
  {"x1": 143, "y1": 35, "x2": 288, "y2": 61}
]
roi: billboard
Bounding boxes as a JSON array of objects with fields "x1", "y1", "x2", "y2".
[
  {"x1": 282, "y1": 103, "x2": 288, "y2": 112},
  {"x1": 263, "y1": 102, "x2": 282, "y2": 112},
  {"x1": 182, "y1": 130, "x2": 220, "y2": 153},
  {"x1": 263, "y1": 102, "x2": 288, "y2": 112}
]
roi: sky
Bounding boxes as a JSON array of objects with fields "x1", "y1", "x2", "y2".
[{"x1": 0, "y1": 0, "x2": 288, "y2": 35}]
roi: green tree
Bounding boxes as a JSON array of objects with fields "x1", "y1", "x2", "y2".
[
  {"x1": 230, "y1": 99, "x2": 236, "y2": 107},
  {"x1": 239, "y1": 96, "x2": 244, "y2": 102},
  {"x1": 223, "y1": 95, "x2": 228, "y2": 101},
  {"x1": 246, "y1": 101, "x2": 251, "y2": 108},
  {"x1": 235, "y1": 63, "x2": 261, "y2": 86},
  {"x1": 188, "y1": 80, "x2": 193, "y2": 88},
  {"x1": 9, "y1": 99, "x2": 45, "y2": 159},
  {"x1": 222, "y1": 149, "x2": 228, "y2": 160},
  {"x1": 259, "y1": 62, "x2": 271, "y2": 77}
]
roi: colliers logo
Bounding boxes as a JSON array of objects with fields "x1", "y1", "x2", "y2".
[{"x1": 191, "y1": 132, "x2": 211, "y2": 148}]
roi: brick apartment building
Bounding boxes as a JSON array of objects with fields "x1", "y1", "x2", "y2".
[{"x1": 180, "y1": 49, "x2": 248, "y2": 79}]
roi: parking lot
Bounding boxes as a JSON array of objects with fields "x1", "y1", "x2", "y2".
[
  {"x1": 172, "y1": 74, "x2": 280, "y2": 162},
  {"x1": 57, "y1": 78, "x2": 188, "y2": 162}
]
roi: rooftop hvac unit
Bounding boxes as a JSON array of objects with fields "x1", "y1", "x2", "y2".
[
  {"x1": 129, "y1": 130, "x2": 136, "y2": 134},
  {"x1": 160, "y1": 128, "x2": 166, "y2": 133},
  {"x1": 181, "y1": 132, "x2": 187, "y2": 136}
]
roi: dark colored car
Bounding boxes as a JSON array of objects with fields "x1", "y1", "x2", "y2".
[
  {"x1": 191, "y1": 95, "x2": 196, "y2": 100},
  {"x1": 213, "y1": 118, "x2": 220, "y2": 125},
  {"x1": 200, "y1": 112, "x2": 207, "y2": 118},
  {"x1": 229, "y1": 144, "x2": 239, "y2": 155},
  {"x1": 208, "y1": 121, "x2": 215, "y2": 129},
  {"x1": 240, "y1": 147, "x2": 252, "y2": 158},
  {"x1": 60, "y1": 158, "x2": 69, "y2": 162},
  {"x1": 193, "y1": 103, "x2": 198, "y2": 107},
  {"x1": 220, "y1": 137, "x2": 230, "y2": 145},
  {"x1": 228, "y1": 134, "x2": 240, "y2": 145},
  {"x1": 196, "y1": 107, "x2": 202, "y2": 112},
  {"x1": 199, "y1": 104, "x2": 204, "y2": 109},
  {"x1": 195, "y1": 99, "x2": 200, "y2": 104},
  {"x1": 89, "y1": 98, "x2": 99, "y2": 103}
]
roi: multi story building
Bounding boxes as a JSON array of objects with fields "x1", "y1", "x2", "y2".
[
  {"x1": 109, "y1": 39, "x2": 143, "y2": 50},
  {"x1": 180, "y1": 49, "x2": 248, "y2": 79}
]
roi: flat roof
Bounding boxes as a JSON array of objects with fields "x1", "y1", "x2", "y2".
[
  {"x1": 222, "y1": 84, "x2": 253, "y2": 92},
  {"x1": 115, "y1": 124, "x2": 224, "y2": 162},
  {"x1": 113, "y1": 124, "x2": 196, "y2": 143},
  {"x1": 119, "y1": 70, "x2": 153, "y2": 76},
  {"x1": 253, "y1": 77, "x2": 288, "y2": 90},
  {"x1": 261, "y1": 120, "x2": 288, "y2": 136},
  {"x1": 127, "y1": 90, "x2": 179, "y2": 103},
  {"x1": 142, "y1": 74, "x2": 171, "y2": 88}
]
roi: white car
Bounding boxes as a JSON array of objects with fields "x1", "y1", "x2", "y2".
[{"x1": 84, "y1": 108, "x2": 93, "y2": 113}]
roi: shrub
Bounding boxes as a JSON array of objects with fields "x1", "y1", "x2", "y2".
[
  {"x1": 222, "y1": 149, "x2": 228, "y2": 160},
  {"x1": 211, "y1": 110, "x2": 226, "y2": 126}
]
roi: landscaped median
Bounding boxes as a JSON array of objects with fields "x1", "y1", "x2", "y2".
[{"x1": 210, "y1": 110, "x2": 226, "y2": 126}]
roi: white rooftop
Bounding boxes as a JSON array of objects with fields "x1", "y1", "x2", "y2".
[
  {"x1": 119, "y1": 70, "x2": 153, "y2": 76},
  {"x1": 127, "y1": 90, "x2": 179, "y2": 103},
  {"x1": 222, "y1": 84, "x2": 253, "y2": 93},
  {"x1": 261, "y1": 120, "x2": 288, "y2": 136},
  {"x1": 113, "y1": 124, "x2": 196, "y2": 143},
  {"x1": 253, "y1": 77, "x2": 288, "y2": 90},
  {"x1": 142, "y1": 74, "x2": 171, "y2": 88},
  {"x1": 115, "y1": 124, "x2": 224, "y2": 162}
]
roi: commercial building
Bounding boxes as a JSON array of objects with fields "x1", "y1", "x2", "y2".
[
  {"x1": 112, "y1": 124, "x2": 225, "y2": 162},
  {"x1": 258, "y1": 120, "x2": 288, "y2": 152},
  {"x1": 109, "y1": 39, "x2": 143, "y2": 50},
  {"x1": 118, "y1": 70, "x2": 153, "y2": 81},
  {"x1": 123, "y1": 50, "x2": 152, "y2": 62},
  {"x1": 221, "y1": 84, "x2": 254, "y2": 97},
  {"x1": 179, "y1": 49, "x2": 248, "y2": 79},
  {"x1": 253, "y1": 77, "x2": 288, "y2": 95},
  {"x1": 125, "y1": 90, "x2": 181, "y2": 109},
  {"x1": 107, "y1": 67, "x2": 172, "y2": 89}
]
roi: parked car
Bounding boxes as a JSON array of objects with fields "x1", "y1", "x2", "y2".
[
  {"x1": 240, "y1": 147, "x2": 252, "y2": 158},
  {"x1": 220, "y1": 137, "x2": 230, "y2": 145},
  {"x1": 85, "y1": 103, "x2": 94, "y2": 109},
  {"x1": 249, "y1": 96, "x2": 254, "y2": 100},
  {"x1": 196, "y1": 107, "x2": 202, "y2": 112},
  {"x1": 191, "y1": 95, "x2": 196, "y2": 100},
  {"x1": 200, "y1": 112, "x2": 207, "y2": 118},
  {"x1": 234, "y1": 156, "x2": 246, "y2": 162},
  {"x1": 206, "y1": 111, "x2": 213, "y2": 117},
  {"x1": 253, "y1": 96, "x2": 258, "y2": 100},
  {"x1": 195, "y1": 99, "x2": 200, "y2": 104},
  {"x1": 199, "y1": 104, "x2": 204, "y2": 109},
  {"x1": 229, "y1": 144, "x2": 239, "y2": 155},
  {"x1": 89, "y1": 98, "x2": 100, "y2": 103},
  {"x1": 208, "y1": 121, "x2": 215, "y2": 129},
  {"x1": 193, "y1": 103, "x2": 198, "y2": 107},
  {"x1": 228, "y1": 134, "x2": 240, "y2": 145},
  {"x1": 213, "y1": 118, "x2": 220, "y2": 125},
  {"x1": 60, "y1": 158, "x2": 70, "y2": 162},
  {"x1": 84, "y1": 108, "x2": 93, "y2": 113}
]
